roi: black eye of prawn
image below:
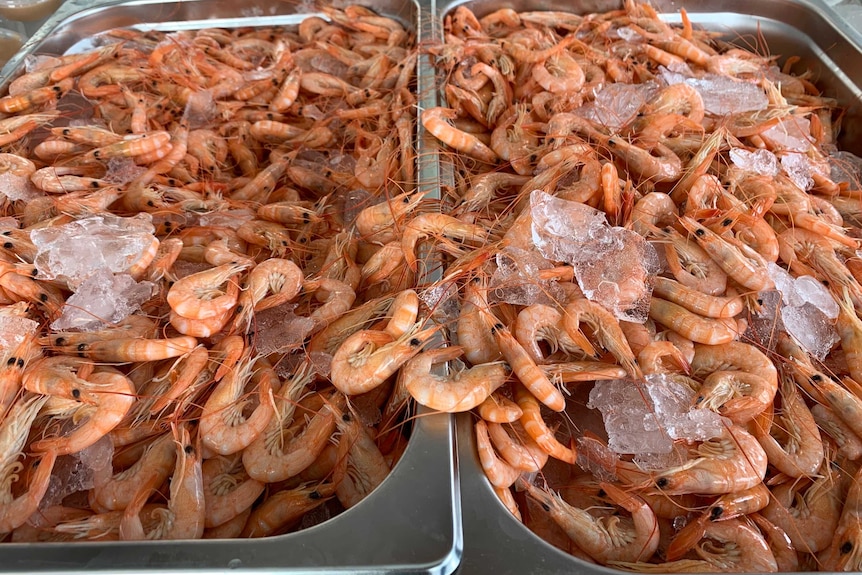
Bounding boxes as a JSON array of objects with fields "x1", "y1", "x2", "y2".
[
  {"x1": 709, "y1": 506, "x2": 724, "y2": 520},
  {"x1": 409, "y1": 338, "x2": 421, "y2": 346},
  {"x1": 694, "y1": 228, "x2": 705, "y2": 237},
  {"x1": 841, "y1": 541, "x2": 854, "y2": 555},
  {"x1": 656, "y1": 477, "x2": 669, "y2": 488}
]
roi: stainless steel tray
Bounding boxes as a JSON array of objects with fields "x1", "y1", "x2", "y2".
[
  {"x1": 434, "y1": 0, "x2": 862, "y2": 572},
  {"x1": 0, "y1": 0, "x2": 461, "y2": 573}
]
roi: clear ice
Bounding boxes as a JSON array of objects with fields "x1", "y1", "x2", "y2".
[
  {"x1": 830, "y1": 150, "x2": 862, "y2": 188},
  {"x1": 530, "y1": 190, "x2": 659, "y2": 321},
  {"x1": 763, "y1": 263, "x2": 839, "y2": 359},
  {"x1": 578, "y1": 82, "x2": 659, "y2": 132},
  {"x1": 729, "y1": 148, "x2": 779, "y2": 176},
  {"x1": 51, "y1": 270, "x2": 155, "y2": 331},
  {"x1": 0, "y1": 314, "x2": 38, "y2": 352},
  {"x1": 489, "y1": 246, "x2": 562, "y2": 306},
  {"x1": 587, "y1": 375, "x2": 726, "y2": 455},
  {"x1": 780, "y1": 152, "x2": 816, "y2": 191},
  {"x1": 253, "y1": 304, "x2": 316, "y2": 355},
  {"x1": 762, "y1": 117, "x2": 813, "y2": 152},
  {"x1": 782, "y1": 303, "x2": 839, "y2": 360},
  {"x1": 661, "y1": 70, "x2": 767, "y2": 115},
  {"x1": 0, "y1": 171, "x2": 40, "y2": 201},
  {"x1": 41, "y1": 436, "x2": 113, "y2": 509},
  {"x1": 31, "y1": 213, "x2": 157, "y2": 288}
]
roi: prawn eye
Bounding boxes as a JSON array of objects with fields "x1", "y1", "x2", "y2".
[
  {"x1": 540, "y1": 502, "x2": 550, "y2": 512},
  {"x1": 492, "y1": 323, "x2": 504, "y2": 332},
  {"x1": 409, "y1": 338, "x2": 421, "y2": 347},
  {"x1": 184, "y1": 444, "x2": 194, "y2": 455},
  {"x1": 596, "y1": 489, "x2": 606, "y2": 498},
  {"x1": 2, "y1": 242, "x2": 12, "y2": 248},
  {"x1": 72, "y1": 388, "x2": 81, "y2": 399},
  {"x1": 309, "y1": 490, "x2": 322, "y2": 500},
  {"x1": 841, "y1": 541, "x2": 853, "y2": 555},
  {"x1": 342, "y1": 413, "x2": 351, "y2": 422},
  {"x1": 55, "y1": 337, "x2": 66, "y2": 345},
  {"x1": 709, "y1": 506, "x2": 724, "y2": 520},
  {"x1": 16, "y1": 358, "x2": 23, "y2": 368},
  {"x1": 39, "y1": 293, "x2": 49, "y2": 302},
  {"x1": 694, "y1": 228, "x2": 705, "y2": 237},
  {"x1": 812, "y1": 374, "x2": 823, "y2": 382},
  {"x1": 6, "y1": 357, "x2": 15, "y2": 366},
  {"x1": 721, "y1": 218, "x2": 732, "y2": 227},
  {"x1": 656, "y1": 477, "x2": 669, "y2": 488}
]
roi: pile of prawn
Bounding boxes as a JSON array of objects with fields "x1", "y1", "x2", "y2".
[
  {"x1": 0, "y1": 6, "x2": 440, "y2": 541},
  {"x1": 413, "y1": 0, "x2": 862, "y2": 571}
]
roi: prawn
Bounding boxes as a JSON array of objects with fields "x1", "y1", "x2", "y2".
[
  {"x1": 167, "y1": 262, "x2": 249, "y2": 320},
  {"x1": 330, "y1": 324, "x2": 437, "y2": 395},
  {"x1": 199, "y1": 354, "x2": 276, "y2": 456},
  {"x1": 403, "y1": 346, "x2": 511, "y2": 412}
]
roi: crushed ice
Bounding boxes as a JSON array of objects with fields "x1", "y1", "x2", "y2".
[
  {"x1": 660, "y1": 68, "x2": 768, "y2": 115},
  {"x1": 764, "y1": 263, "x2": 839, "y2": 359},
  {"x1": 730, "y1": 148, "x2": 779, "y2": 176},
  {"x1": 51, "y1": 270, "x2": 155, "y2": 331},
  {"x1": 530, "y1": 190, "x2": 659, "y2": 321},
  {"x1": 31, "y1": 213, "x2": 157, "y2": 288},
  {"x1": 587, "y1": 375, "x2": 726, "y2": 456}
]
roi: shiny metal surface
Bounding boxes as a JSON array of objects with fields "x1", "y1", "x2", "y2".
[
  {"x1": 0, "y1": 0, "x2": 460, "y2": 573},
  {"x1": 435, "y1": 0, "x2": 862, "y2": 572}
]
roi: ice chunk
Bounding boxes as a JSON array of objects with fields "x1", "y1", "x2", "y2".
[
  {"x1": 0, "y1": 314, "x2": 38, "y2": 352},
  {"x1": 530, "y1": 190, "x2": 659, "y2": 321},
  {"x1": 103, "y1": 157, "x2": 146, "y2": 185},
  {"x1": 253, "y1": 304, "x2": 316, "y2": 355},
  {"x1": 588, "y1": 375, "x2": 726, "y2": 455},
  {"x1": 51, "y1": 270, "x2": 155, "y2": 331},
  {"x1": 729, "y1": 148, "x2": 779, "y2": 176},
  {"x1": 578, "y1": 82, "x2": 660, "y2": 132},
  {"x1": 421, "y1": 280, "x2": 460, "y2": 321},
  {"x1": 767, "y1": 262, "x2": 803, "y2": 307},
  {"x1": 762, "y1": 117, "x2": 813, "y2": 152},
  {"x1": 575, "y1": 437, "x2": 618, "y2": 481},
  {"x1": 782, "y1": 303, "x2": 839, "y2": 360},
  {"x1": 677, "y1": 75, "x2": 768, "y2": 115},
  {"x1": 531, "y1": 191, "x2": 607, "y2": 262},
  {"x1": 184, "y1": 90, "x2": 216, "y2": 129},
  {"x1": 0, "y1": 170, "x2": 40, "y2": 201},
  {"x1": 198, "y1": 209, "x2": 256, "y2": 229},
  {"x1": 31, "y1": 213, "x2": 157, "y2": 287},
  {"x1": 830, "y1": 150, "x2": 862, "y2": 188},
  {"x1": 744, "y1": 289, "x2": 783, "y2": 350},
  {"x1": 780, "y1": 152, "x2": 815, "y2": 191},
  {"x1": 41, "y1": 436, "x2": 112, "y2": 509},
  {"x1": 615, "y1": 26, "x2": 642, "y2": 42},
  {"x1": 795, "y1": 275, "x2": 839, "y2": 319},
  {"x1": 489, "y1": 246, "x2": 561, "y2": 306}
]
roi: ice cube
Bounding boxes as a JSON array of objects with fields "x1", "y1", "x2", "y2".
[
  {"x1": 530, "y1": 190, "x2": 659, "y2": 320},
  {"x1": 103, "y1": 157, "x2": 146, "y2": 185},
  {"x1": 830, "y1": 150, "x2": 862, "y2": 188},
  {"x1": 41, "y1": 436, "x2": 112, "y2": 509},
  {"x1": 782, "y1": 303, "x2": 839, "y2": 360},
  {"x1": 489, "y1": 246, "x2": 560, "y2": 306},
  {"x1": 762, "y1": 117, "x2": 814, "y2": 152},
  {"x1": 588, "y1": 375, "x2": 726, "y2": 455},
  {"x1": 31, "y1": 213, "x2": 157, "y2": 287},
  {"x1": 767, "y1": 262, "x2": 803, "y2": 307},
  {"x1": 780, "y1": 152, "x2": 815, "y2": 191},
  {"x1": 252, "y1": 304, "x2": 316, "y2": 355},
  {"x1": 0, "y1": 314, "x2": 38, "y2": 352},
  {"x1": 729, "y1": 148, "x2": 779, "y2": 176},
  {"x1": 794, "y1": 275, "x2": 839, "y2": 319},
  {"x1": 0, "y1": 170, "x2": 41, "y2": 201},
  {"x1": 578, "y1": 82, "x2": 660, "y2": 132},
  {"x1": 683, "y1": 75, "x2": 768, "y2": 115},
  {"x1": 51, "y1": 270, "x2": 155, "y2": 331}
]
